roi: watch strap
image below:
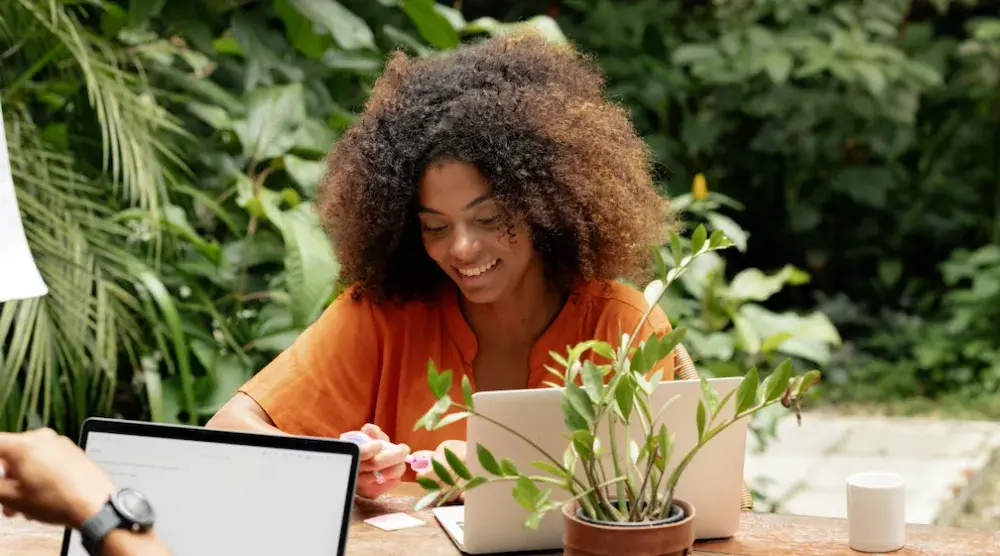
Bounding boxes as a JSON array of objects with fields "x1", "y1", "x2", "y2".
[{"x1": 79, "y1": 502, "x2": 122, "y2": 556}]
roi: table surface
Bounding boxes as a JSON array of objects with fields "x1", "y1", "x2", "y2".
[{"x1": 3, "y1": 483, "x2": 998, "y2": 556}]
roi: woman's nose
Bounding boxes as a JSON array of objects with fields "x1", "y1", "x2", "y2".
[{"x1": 449, "y1": 229, "x2": 479, "y2": 261}]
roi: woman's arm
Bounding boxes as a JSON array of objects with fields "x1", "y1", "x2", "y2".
[{"x1": 205, "y1": 392, "x2": 284, "y2": 435}]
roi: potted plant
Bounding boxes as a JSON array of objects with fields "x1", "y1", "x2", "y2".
[{"x1": 412, "y1": 225, "x2": 821, "y2": 556}]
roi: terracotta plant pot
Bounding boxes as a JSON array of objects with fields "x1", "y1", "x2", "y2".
[{"x1": 562, "y1": 499, "x2": 696, "y2": 556}]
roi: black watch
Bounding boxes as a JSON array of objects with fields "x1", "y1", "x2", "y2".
[{"x1": 79, "y1": 488, "x2": 156, "y2": 555}]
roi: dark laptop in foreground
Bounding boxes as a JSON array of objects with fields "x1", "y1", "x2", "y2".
[{"x1": 61, "y1": 418, "x2": 361, "y2": 556}]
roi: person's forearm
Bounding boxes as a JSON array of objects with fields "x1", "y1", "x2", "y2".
[
  {"x1": 205, "y1": 394, "x2": 285, "y2": 435},
  {"x1": 99, "y1": 530, "x2": 172, "y2": 556}
]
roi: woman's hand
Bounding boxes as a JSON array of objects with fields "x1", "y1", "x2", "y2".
[{"x1": 341, "y1": 424, "x2": 410, "y2": 500}]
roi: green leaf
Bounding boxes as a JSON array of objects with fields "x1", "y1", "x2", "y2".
[
  {"x1": 705, "y1": 212, "x2": 747, "y2": 253},
  {"x1": 571, "y1": 430, "x2": 594, "y2": 460},
  {"x1": 461, "y1": 375, "x2": 475, "y2": 409},
  {"x1": 670, "y1": 232, "x2": 683, "y2": 267},
  {"x1": 414, "y1": 491, "x2": 441, "y2": 511},
  {"x1": 512, "y1": 475, "x2": 541, "y2": 511},
  {"x1": 400, "y1": 0, "x2": 460, "y2": 49},
  {"x1": 795, "y1": 370, "x2": 822, "y2": 397},
  {"x1": 286, "y1": 0, "x2": 375, "y2": 50},
  {"x1": 671, "y1": 43, "x2": 720, "y2": 65},
  {"x1": 762, "y1": 360, "x2": 793, "y2": 403},
  {"x1": 531, "y1": 461, "x2": 569, "y2": 479},
  {"x1": 563, "y1": 445, "x2": 578, "y2": 473},
  {"x1": 762, "y1": 50, "x2": 793, "y2": 84},
  {"x1": 445, "y1": 447, "x2": 471, "y2": 480},
  {"x1": 565, "y1": 382, "x2": 595, "y2": 426},
  {"x1": 735, "y1": 367, "x2": 759, "y2": 415},
  {"x1": 279, "y1": 205, "x2": 338, "y2": 327},
  {"x1": 476, "y1": 444, "x2": 503, "y2": 476},
  {"x1": 465, "y1": 15, "x2": 566, "y2": 43},
  {"x1": 580, "y1": 361, "x2": 603, "y2": 403},
  {"x1": 500, "y1": 458, "x2": 520, "y2": 477},
  {"x1": 432, "y1": 458, "x2": 455, "y2": 486},
  {"x1": 695, "y1": 400, "x2": 706, "y2": 442},
  {"x1": 232, "y1": 84, "x2": 307, "y2": 160},
  {"x1": 465, "y1": 477, "x2": 488, "y2": 490},
  {"x1": 699, "y1": 374, "x2": 719, "y2": 415},
  {"x1": 275, "y1": 0, "x2": 334, "y2": 58},
  {"x1": 654, "y1": 248, "x2": 667, "y2": 280},
  {"x1": 592, "y1": 341, "x2": 616, "y2": 361},
  {"x1": 427, "y1": 360, "x2": 453, "y2": 399},
  {"x1": 433, "y1": 411, "x2": 470, "y2": 430},
  {"x1": 614, "y1": 376, "x2": 634, "y2": 423},
  {"x1": 413, "y1": 395, "x2": 451, "y2": 431},
  {"x1": 284, "y1": 155, "x2": 326, "y2": 197},
  {"x1": 561, "y1": 395, "x2": 589, "y2": 432},
  {"x1": 417, "y1": 477, "x2": 441, "y2": 490},
  {"x1": 691, "y1": 224, "x2": 708, "y2": 254}
]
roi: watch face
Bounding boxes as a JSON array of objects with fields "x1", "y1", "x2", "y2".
[{"x1": 112, "y1": 488, "x2": 156, "y2": 526}]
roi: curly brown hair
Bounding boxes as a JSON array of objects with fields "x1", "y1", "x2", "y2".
[{"x1": 317, "y1": 32, "x2": 674, "y2": 303}]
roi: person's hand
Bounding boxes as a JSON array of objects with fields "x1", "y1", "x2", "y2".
[
  {"x1": 413, "y1": 440, "x2": 466, "y2": 503},
  {"x1": 0, "y1": 428, "x2": 116, "y2": 528},
  {"x1": 340, "y1": 424, "x2": 410, "y2": 500}
]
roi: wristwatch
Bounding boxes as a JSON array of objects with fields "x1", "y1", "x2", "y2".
[{"x1": 79, "y1": 488, "x2": 156, "y2": 555}]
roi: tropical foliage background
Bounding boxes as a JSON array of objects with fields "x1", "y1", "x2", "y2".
[{"x1": 2, "y1": 0, "x2": 998, "y2": 471}]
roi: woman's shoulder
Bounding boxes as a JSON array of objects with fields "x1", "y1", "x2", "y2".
[
  {"x1": 571, "y1": 279, "x2": 671, "y2": 331},
  {"x1": 325, "y1": 283, "x2": 448, "y2": 325}
]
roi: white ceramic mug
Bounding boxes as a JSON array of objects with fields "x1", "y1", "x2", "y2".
[{"x1": 846, "y1": 471, "x2": 906, "y2": 553}]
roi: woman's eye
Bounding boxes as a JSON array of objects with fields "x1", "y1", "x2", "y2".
[
  {"x1": 477, "y1": 215, "x2": 500, "y2": 226},
  {"x1": 422, "y1": 224, "x2": 448, "y2": 234}
]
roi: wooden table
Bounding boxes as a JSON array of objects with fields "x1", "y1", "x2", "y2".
[{"x1": 3, "y1": 483, "x2": 998, "y2": 555}]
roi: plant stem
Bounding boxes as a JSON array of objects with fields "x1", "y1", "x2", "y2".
[
  {"x1": 459, "y1": 405, "x2": 590, "y2": 493},
  {"x1": 607, "y1": 414, "x2": 632, "y2": 513}
]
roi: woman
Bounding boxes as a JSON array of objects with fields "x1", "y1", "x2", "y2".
[{"x1": 207, "y1": 32, "x2": 676, "y2": 500}]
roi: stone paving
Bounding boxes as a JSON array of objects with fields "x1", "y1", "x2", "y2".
[{"x1": 743, "y1": 411, "x2": 1000, "y2": 525}]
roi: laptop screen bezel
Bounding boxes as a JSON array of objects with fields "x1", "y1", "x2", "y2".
[{"x1": 59, "y1": 417, "x2": 361, "y2": 556}]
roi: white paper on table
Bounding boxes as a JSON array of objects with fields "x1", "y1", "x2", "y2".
[{"x1": 0, "y1": 98, "x2": 48, "y2": 302}]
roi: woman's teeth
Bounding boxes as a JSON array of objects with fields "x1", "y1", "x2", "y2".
[{"x1": 458, "y1": 259, "x2": 499, "y2": 277}]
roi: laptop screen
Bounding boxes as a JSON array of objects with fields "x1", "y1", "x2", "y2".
[{"x1": 64, "y1": 430, "x2": 356, "y2": 555}]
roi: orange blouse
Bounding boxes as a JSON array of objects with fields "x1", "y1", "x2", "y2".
[{"x1": 238, "y1": 279, "x2": 674, "y2": 452}]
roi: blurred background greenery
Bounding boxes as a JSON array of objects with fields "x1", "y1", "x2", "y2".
[{"x1": 2, "y1": 0, "x2": 998, "y2": 462}]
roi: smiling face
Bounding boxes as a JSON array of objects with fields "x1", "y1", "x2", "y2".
[{"x1": 417, "y1": 160, "x2": 540, "y2": 304}]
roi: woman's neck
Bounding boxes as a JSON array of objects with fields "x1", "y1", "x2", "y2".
[{"x1": 459, "y1": 263, "x2": 566, "y2": 347}]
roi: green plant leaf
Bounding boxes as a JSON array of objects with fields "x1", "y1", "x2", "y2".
[
  {"x1": 615, "y1": 376, "x2": 634, "y2": 423},
  {"x1": 427, "y1": 360, "x2": 453, "y2": 399},
  {"x1": 695, "y1": 400, "x2": 706, "y2": 441},
  {"x1": 762, "y1": 360, "x2": 793, "y2": 403},
  {"x1": 561, "y1": 394, "x2": 589, "y2": 431},
  {"x1": 232, "y1": 84, "x2": 307, "y2": 160},
  {"x1": 432, "y1": 458, "x2": 455, "y2": 486},
  {"x1": 286, "y1": 0, "x2": 375, "y2": 50},
  {"x1": 592, "y1": 341, "x2": 616, "y2": 361},
  {"x1": 670, "y1": 232, "x2": 683, "y2": 267},
  {"x1": 531, "y1": 461, "x2": 569, "y2": 479},
  {"x1": 413, "y1": 395, "x2": 451, "y2": 431},
  {"x1": 571, "y1": 430, "x2": 594, "y2": 460},
  {"x1": 465, "y1": 477, "x2": 488, "y2": 490},
  {"x1": 564, "y1": 382, "x2": 595, "y2": 426},
  {"x1": 417, "y1": 477, "x2": 441, "y2": 491},
  {"x1": 735, "y1": 367, "x2": 759, "y2": 415},
  {"x1": 563, "y1": 445, "x2": 577, "y2": 473},
  {"x1": 512, "y1": 475, "x2": 541, "y2": 511},
  {"x1": 433, "y1": 411, "x2": 470, "y2": 430},
  {"x1": 414, "y1": 491, "x2": 441, "y2": 511},
  {"x1": 445, "y1": 447, "x2": 471, "y2": 480},
  {"x1": 500, "y1": 458, "x2": 520, "y2": 477},
  {"x1": 654, "y1": 248, "x2": 667, "y2": 280},
  {"x1": 691, "y1": 224, "x2": 708, "y2": 254},
  {"x1": 580, "y1": 361, "x2": 603, "y2": 403},
  {"x1": 699, "y1": 373, "x2": 719, "y2": 415},
  {"x1": 795, "y1": 369, "x2": 822, "y2": 397},
  {"x1": 476, "y1": 444, "x2": 503, "y2": 476},
  {"x1": 279, "y1": 205, "x2": 338, "y2": 327},
  {"x1": 461, "y1": 375, "x2": 475, "y2": 409},
  {"x1": 400, "y1": 0, "x2": 460, "y2": 49}
]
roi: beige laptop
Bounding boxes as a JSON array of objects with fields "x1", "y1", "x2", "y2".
[{"x1": 432, "y1": 377, "x2": 748, "y2": 554}]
